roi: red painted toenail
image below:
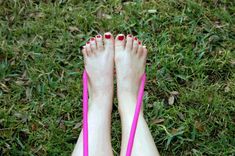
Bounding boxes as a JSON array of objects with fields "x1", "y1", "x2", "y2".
[
  {"x1": 118, "y1": 35, "x2": 124, "y2": 41},
  {"x1": 105, "y1": 34, "x2": 111, "y2": 39},
  {"x1": 138, "y1": 41, "x2": 141, "y2": 45},
  {"x1": 87, "y1": 41, "x2": 90, "y2": 44},
  {"x1": 90, "y1": 37, "x2": 95, "y2": 41},
  {"x1": 97, "y1": 35, "x2": 101, "y2": 38},
  {"x1": 134, "y1": 37, "x2": 138, "y2": 40},
  {"x1": 128, "y1": 34, "x2": 132, "y2": 37}
]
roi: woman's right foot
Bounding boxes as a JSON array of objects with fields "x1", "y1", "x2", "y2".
[
  {"x1": 82, "y1": 32, "x2": 115, "y2": 110},
  {"x1": 114, "y1": 34, "x2": 147, "y2": 114}
]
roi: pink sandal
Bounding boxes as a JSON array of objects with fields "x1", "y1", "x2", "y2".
[{"x1": 82, "y1": 70, "x2": 146, "y2": 156}]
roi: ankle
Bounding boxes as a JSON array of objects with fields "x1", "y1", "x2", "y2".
[
  {"x1": 119, "y1": 106, "x2": 144, "y2": 121},
  {"x1": 89, "y1": 94, "x2": 113, "y2": 112},
  {"x1": 118, "y1": 96, "x2": 144, "y2": 115}
]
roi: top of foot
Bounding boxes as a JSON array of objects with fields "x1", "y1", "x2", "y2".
[
  {"x1": 82, "y1": 32, "x2": 115, "y2": 96},
  {"x1": 114, "y1": 34, "x2": 148, "y2": 97}
]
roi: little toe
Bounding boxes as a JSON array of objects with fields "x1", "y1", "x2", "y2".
[
  {"x1": 104, "y1": 32, "x2": 114, "y2": 50},
  {"x1": 90, "y1": 37, "x2": 97, "y2": 52},
  {"x1": 115, "y1": 34, "x2": 125, "y2": 52},
  {"x1": 132, "y1": 37, "x2": 139, "y2": 53},
  {"x1": 126, "y1": 34, "x2": 133, "y2": 51},
  {"x1": 82, "y1": 46, "x2": 87, "y2": 58},
  {"x1": 142, "y1": 46, "x2": 148, "y2": 59},
  {"x1": 137, "y1": 43, "x2": 143, "y2": 57},
  {"x1": 96, "y1": 34, "x2": 104, "y2": 51}
]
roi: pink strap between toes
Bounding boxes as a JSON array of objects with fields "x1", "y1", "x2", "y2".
[
  {"x1": 126, "y1": 73, "x2": 146, "y2": 156},
  {"x1": 83, "y1": 70, "x2": 89, "y2": 156}
]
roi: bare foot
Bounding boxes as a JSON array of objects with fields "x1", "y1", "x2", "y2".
[
  {"x1": 82, "y1": 32, "x2": 115, "y2": 107},
  {"x1": 114, "y1": 34, "x2": 147, "y2": 113},
  {"x1": 72, "y1": 33, "x2": 115, "y2": 156},
  {"x1": 115, "y1": 35, "x2": 159, "y2": 156}
]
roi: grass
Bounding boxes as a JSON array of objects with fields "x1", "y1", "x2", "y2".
[{"x1": 0, "y1": 0, "x2": 235, "y2": 155}]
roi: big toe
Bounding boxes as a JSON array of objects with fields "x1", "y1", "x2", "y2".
[
  {"x1": 103, "y1": 32, "x2": 114, "y2": 51},
  {"x1": 115, "y1": 34, "x2": 125, "y2": 52}
]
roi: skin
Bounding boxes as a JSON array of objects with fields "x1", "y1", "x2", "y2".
[{"x1": 72, "y1": 32, "x2": 160, "y2": 156}]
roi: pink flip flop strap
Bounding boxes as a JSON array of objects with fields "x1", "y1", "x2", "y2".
[
  {"x1": 82, "y1": 70, "x2": 146, "y2": 156},
  {"x1": 126, "y1": 73, "x2": 146, "y2": 156},
  {"x1": 83, "y1": 70, "x2": 89, "y2": 156}
]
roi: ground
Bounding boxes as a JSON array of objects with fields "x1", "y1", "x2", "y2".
[{"x1": 0, "y1": 0, "x2": 235, "y2": 155}]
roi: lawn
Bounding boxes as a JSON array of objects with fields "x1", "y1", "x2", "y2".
[{"x1": 0, "y1": 0, "x2": 235, "y2": 155}]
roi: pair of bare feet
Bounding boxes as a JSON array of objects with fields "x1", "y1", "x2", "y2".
[
  {"x1": 83, "y1": 32, "x2": 147, "y2": 113},
  {"x1": 73, "y1": 32, "x2": 159, "y2": 156}
]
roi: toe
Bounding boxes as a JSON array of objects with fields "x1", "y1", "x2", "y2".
[
  {"x1": 86, "y1": 41, "x2": 92, "y2": 56},
  {"x1": 82, "y1": 46, "x2": 87, "y2": 58},
  {"x1": 137, "y1": 43, "x2": 143, "y2": 57},
  {"x1": 126, "y1": 34, "x2": 133, "y2": 51},
  {"x1": 115, "y1": 34, "x2": 125, "y2": 52},
  {"x1": 90, "y1": 37, "x2": 97, "y2": 52},
  {"x1": 104, "y1": 32, "x2": 114, "y2": 50},
  {"x1": 132, "y1": 37, "x2": 139, "y2": 53},
  {"x1": 96, "y1": 34, "x2": 104, "y2": 51},
  {"x1": 142, "y1": 46, "x2": 148, "y2": 59}
]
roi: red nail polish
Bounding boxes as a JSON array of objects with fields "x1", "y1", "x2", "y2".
[
  {"x1": 87, "y1": 41, "x2": 90, "y2": 44},
  {"x1": 97, "y1": 35, "x2": 101, "y2": 38},
  {"x1": 128, "y1": 34, "x2": 132, "y2": 37},
  {"x1": 91, "y1": 37, "x2": 95, "y2": 41},
  {"x1": 105, "y1": 34, "x2": 111, "y2": 39},
  {"x1": 118, "y1": 35, "x2": 124, "y2": 41},
  {"x1": 138, "y1": 41, "x2": 141, "y2": 45},
  {"x1": 134, "y1": 37, "x2": 138, "y2": 40}
]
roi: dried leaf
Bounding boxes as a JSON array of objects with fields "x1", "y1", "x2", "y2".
[
  {"x1": 151, "y1": 118, "x2": 165, "y2": 124},
  {"x1": 230, "y1": 60, "x2": 235, "y2": 66},
  {"x1": 0, "y1": 83, "x2": 10, "y2": 93},
  {"x1": 14, "y1": 112, "x2": 23, "y2": 118},
  {"x1": 29, "y1": 12, "x2": 45, "y2": 18},
  {"x1": 14, "y1": 112, "x2": 28, "y2": 123},
  {"x1": 171, "y1": 128, "x2": 178, "y2": 135},
  {"x1": 73, "y1": 122, "x2": 82, "y2": 129},
  {"x1": 16, "y1": 80, "x2": 24, "y2": 85},
  {"x1": 69, "y1": 26, "x2": 79, "y2": 32},
  {"x1": 195, "y1": 121, "x2": 204, "y2": 132},
  {"x1": 147, "y1": 103, "x2": 154, "y2": 108},
  {"x1": 31, "y1": 123, "x2": 37, "y2": 131},
  {"x1": 102, "y1": 14, "x2": 112, "y2": 19},
  {"x1": 115, "y1": 5, "x2": 123, "y2": 12},
  {"x1": 178, "y1": 113, "x2": 185, "y2": 121},
  {"x1": 26, "y1": 87, "x2": 32, "y2": 100},
  {"x1": 224, "y1": 86, "x2": 230, "y2": 93},
  {"x1": 57, "y1": 93, "x2": 65, "y2": 98},
  {"x1": 208, "y1": 95, "x2": 213, "y2": 103},
  {"x1": 170, "y1": 91, "x2": 179, "y2": 96},
  {"x1": 148, "y1": 9, "x2": 157, "y2": 13},
  {"x1": 59, "y1": 120, "x2": 66, "y2": 131},
  {"x1": 168, "y1": 95, "x2": 175, "y2": 105}
]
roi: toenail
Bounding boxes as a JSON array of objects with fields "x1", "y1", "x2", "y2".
[
  {"x1": 87, "y1": 41, "x2": 90, "y2": 44},
  {"x1": 134, "y1": 37, "x2": 138, "y2": 40},
  {"x1": 138, "y1": 41, "x2": 141, "y2": 45},
  {"x1": 105, "y1": 34, "x2": 111, "y2": 39},
  {"x1": 96, "y1": 35, "x2": 101, "y2": 38},
  {"x1": 118, "y1": 35, "x2": 124, "y2": 41},
  {"x1": 128, "y1": 34, "x2": 132, "y2": 37},
  {"x1": 90, "y1": 37, "x2": 95, "y2": 41}
]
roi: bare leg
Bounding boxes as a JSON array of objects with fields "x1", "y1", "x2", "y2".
[
  {"x1": 115, "y1": 34, "x2": 160, "y2": 156},
  {"x1": 72, "y1": 33, "x2": 115, "y2": 156}
]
